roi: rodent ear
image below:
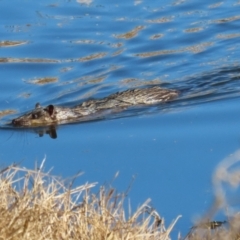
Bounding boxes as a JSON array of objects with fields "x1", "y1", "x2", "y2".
[
  {"x1": 35, "y1": 103, "x2": 41, "y2": 108},
  {"x1": 48, "y1": 105, "x2": 54, "y2": 116},
  {"x1": 47, "y1": 105, "x2": 54, "y2": 116}
]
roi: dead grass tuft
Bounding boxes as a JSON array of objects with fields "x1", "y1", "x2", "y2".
[{"x1": 0, "y1": 160, "x2": 180, "y2": 240}]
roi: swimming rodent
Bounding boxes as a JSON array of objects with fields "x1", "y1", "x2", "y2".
[{"x1": 12, "y1": 86, "x2": 179, "y2": 127}]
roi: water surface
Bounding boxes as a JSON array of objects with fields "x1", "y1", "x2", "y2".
[{"x1": 1, "y1": 0, "x2": 240, "y2": 236}]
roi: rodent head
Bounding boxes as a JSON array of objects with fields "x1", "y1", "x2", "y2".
[{"x1": 12, "y1": 103, "x2": 57, "y2": 127}]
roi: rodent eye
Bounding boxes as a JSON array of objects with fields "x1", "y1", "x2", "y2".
[{"x1": 32, "y1": 114, "x2": 38, "y2": 119}]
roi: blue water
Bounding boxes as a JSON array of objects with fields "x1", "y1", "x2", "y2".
[{"x1": 0, "y1": 0, "x2": 240, "y2": 237}]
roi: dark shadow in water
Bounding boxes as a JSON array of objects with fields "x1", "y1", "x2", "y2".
[
  {"x1": 0, "y1": 117, "x2": 107, "y2": 139},
  {"x1": 0, "y1": 125, "x2": 58, "y2": 139},
  {"x1": 35, "y1": 126, "x2": 57, "y2": 139}
]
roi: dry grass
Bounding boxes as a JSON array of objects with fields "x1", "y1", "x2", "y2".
[
  {"x1": 3, "y1": 149, "x2": 240, "y2": 240},
  {"x1": 0, "y1": 159, "x2": 180, "y2": 240}
]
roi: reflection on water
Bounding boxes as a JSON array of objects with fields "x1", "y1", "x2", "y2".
[
  {"x1": 0, "y1": 125, "x2": 58, "y2": 139},
  {"x1": 0, "y1": 41, "x2": 28, "y2": 47},
  {"x1": 0, "y1": 109, "x2": 16, "y2": 119},
  {"x1": 0, "y1": 57, "x2": 59, "y2": 63},
  {"x1": 135, "y1": 41, "x2": 214, "y2": 57},
  {"x1": 78, "y1": 52, "x2": 107, "y2": 62},
  {"x1": 147, "y1": 16, "x2": 175, "y2": 23},
  {"x1": 76, "y1": 0, "x2": 93, "y2": 5},
  {"x1": 35, "y1": 126, "x2": 58, "y2": 139},
  {"x1": 114, "y1": 26, "x2": 145, "y2": 39},
  {"x1": 26, "y1": 77, "x2": 58, "y2": 85}
]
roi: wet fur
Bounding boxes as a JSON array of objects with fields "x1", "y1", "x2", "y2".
[{"x1": 12, "y1": 86, "x2": 179, "y2": 127}]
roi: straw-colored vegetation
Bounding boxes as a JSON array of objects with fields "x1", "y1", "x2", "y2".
[
  {"x1": 0, "y1": 159, "x2": 179, "y2": 240},
  {"x1": 2, "y1": 149, "x2": 240, "y2": 240}
]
